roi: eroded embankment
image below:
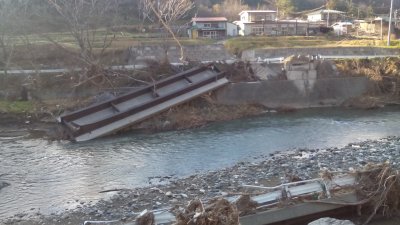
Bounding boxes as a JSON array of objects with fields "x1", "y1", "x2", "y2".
[
  {"x1": 0, "y1": 62, "x2": 265, "y2": 139},
  {"x1": 336, "y1": 57, "x2": 400, "y2": 108},
  {"x1": 2, "y1": 58, "x2": 400, "y2": 139}
]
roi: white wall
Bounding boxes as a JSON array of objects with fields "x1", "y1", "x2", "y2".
[
  {"x1": 227, "y1": 22, "x2": 238, "y2": 36},
  {"x1": 236, "y1": 22, "x2": 250, "y2": 36},
  {"x1": 308, "y1": 14, "x2": 322, "y2": 22},
  {"x1": 240, "y1": 12, "x2": 249, "y2": 23}
]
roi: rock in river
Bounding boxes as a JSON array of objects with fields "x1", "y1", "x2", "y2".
[{"x1": 0, "y1": 181, "x2": 10, "y2": 191}]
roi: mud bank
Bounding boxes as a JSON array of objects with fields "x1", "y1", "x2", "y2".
[{"x1": 3, "y1": 136, "x2": 400, "y2": 225}]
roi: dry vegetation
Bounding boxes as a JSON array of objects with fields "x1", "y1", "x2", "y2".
[
  {"x1": 335, "y1": 58, "x2": 400, "y2": 81},
  {"x1": 356, "y1": 164, "x2": 400, "y2": 224},
  {"x1": 133, "y1": 93, "x2": 266, "y2": 132},
  {"x1": 336, "y1": 57, "x2": 400, "y2": 108}
]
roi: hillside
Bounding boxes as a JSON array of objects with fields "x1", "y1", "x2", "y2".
[{"x1": 200, "y1": 0, "x2": 399, "y2": 13}]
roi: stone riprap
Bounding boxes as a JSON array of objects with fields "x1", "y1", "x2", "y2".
[{"x1": 4, "y1": 136, "x2": 400, "y2": 225}]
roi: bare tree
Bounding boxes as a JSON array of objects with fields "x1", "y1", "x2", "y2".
[
  {"x1": 0, "y1": 0, "x2": 29, "y2": 74},
  {"x1": 140, "y1": 0, "x2": 194, "y2": 61},
  {"x1": 44, "y1": 0, "x2": 121, "y2": 87},
  {"x1": 46, "y1": 0, "x2": 118, "y2": 66}
]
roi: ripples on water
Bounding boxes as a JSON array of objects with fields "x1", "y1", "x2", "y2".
[{"x1": 1, "y1": 106, "x2": 400, "y2": 218}]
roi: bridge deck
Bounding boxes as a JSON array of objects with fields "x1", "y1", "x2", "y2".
[{"x1": 58, "y1": 65, "x2": 228, "y2": 142}]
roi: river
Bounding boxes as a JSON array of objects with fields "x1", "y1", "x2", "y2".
[{"x1": 1, "y1": 106, "x2": 400, "y2": 219}]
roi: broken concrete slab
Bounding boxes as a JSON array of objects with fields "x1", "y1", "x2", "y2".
[{"x1": 308, "y1": 217, "x2": 355, "y2": 225}]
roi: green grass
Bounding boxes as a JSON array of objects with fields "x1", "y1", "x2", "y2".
[
  {"x1": 224, "y1": 36, "x2": 400, "y2": 54},
  {"x1": 0, "y1": 101, "x2": 34, "y2": 114}
]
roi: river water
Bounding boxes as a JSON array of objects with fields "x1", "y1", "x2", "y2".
[{"x1": 1, "y1": 106, "x2": 400, "y2": 218}]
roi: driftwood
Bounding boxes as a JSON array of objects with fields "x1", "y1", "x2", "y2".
[
  {"x1": 99, "y1": 188, "x2": 130, "y2": 193},
  {"x1": 355, "y1": 163, "x2": 400, "y2": 225}
]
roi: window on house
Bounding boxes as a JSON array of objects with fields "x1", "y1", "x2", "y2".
[
  {"x1": 203, "y1": 31, "x2": 218, "y2": 38},
  {"x1": 255, "y1": 15, "x2": 264, "y2": 21},
  {"x1": 204, "y1": 23, "x2": 211, "y2": 28},
  {"x1": 251, "y1": 26, "x2": 264, "y2": 35}
]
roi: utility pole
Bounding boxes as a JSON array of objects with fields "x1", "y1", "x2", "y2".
[
  {"x1": 381, "y1": 17, "x2": 383, "y2": 40},
  {"x1": 388, "y1": 0, "x2": 394, "y2": 46},
  {"x1": 327, "y1": 11, "x2": 330, "y2": 27}
]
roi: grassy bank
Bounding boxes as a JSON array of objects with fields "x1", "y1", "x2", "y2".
[
  {"x1": 2, "y1": 30, "x2": 216, "y2": 69},
  {"x1": 0, "y1": 101, "x2": 34, "y2": 114},
  {"x1": 224, "y1": 36, "x2": 400, "y2": 54}
]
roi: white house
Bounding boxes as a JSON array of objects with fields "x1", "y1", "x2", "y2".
[
  {"x1": 235, "y1": 10, "x2": 277, "y2": 36},
  {"x1": 188, "y1": 17, "x2": 238, "y2": 39},
  {"x1": 307, "y1": 9, "x2": 345, "y2": 26}
]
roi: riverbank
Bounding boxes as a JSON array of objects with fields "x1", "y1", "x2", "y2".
[
  {"x1": 3, "y1": 136, "x2": 400, "y2": 225},
  {"x1": 2, "y1": 95, "x2": 399, "y2": 141},
  {"x1": 0, "y1": 95, "x2": 268, "y2": 141}
]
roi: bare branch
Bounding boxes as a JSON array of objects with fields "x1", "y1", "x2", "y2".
[
  {"x1": 142, "y1": 0, "x2": 194, "y2": 61},
  {"x1": 46, "y1": 0, "x2": 118, "y2": 66}
]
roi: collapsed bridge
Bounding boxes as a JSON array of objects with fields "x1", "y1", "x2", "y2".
[{"x1": 58, "y1": 64, "x2": 228, "y2": 142}]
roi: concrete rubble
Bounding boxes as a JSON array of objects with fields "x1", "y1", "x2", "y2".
[{"x1": 308, "y1": 217, "x2": 355, "y2": 225}]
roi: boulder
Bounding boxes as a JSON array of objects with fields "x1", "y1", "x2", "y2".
[{"x1": 0, "y1": 181, "x2": 10, "y2": 190}]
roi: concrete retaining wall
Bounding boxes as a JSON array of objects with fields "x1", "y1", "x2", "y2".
[
  {"x1": 242, "y1": 47, "x2": 400, "y2": 61},
  {"x1": 1, "y1": 71, "x2": 371, "y2": 110},
  {"x1": 215, "y1": 77, "x2": 370, "y2": 108},
  {"x1": 128, "y1": 44, "x2": 235, "y2": 64}
]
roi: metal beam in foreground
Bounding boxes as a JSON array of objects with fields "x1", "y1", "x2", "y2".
[
  {"x1": 58, "y1": 64, "x2": 228, "y2": 142},
  {"x1": 151, "y1": 175, "x2": 357, "y2": 225},
  {"x1": 82, "y1": 175, "x2": 358, "y2": 225},
  {"x1": 240, "y1": 193, "x2": 358, "y2": 225}
]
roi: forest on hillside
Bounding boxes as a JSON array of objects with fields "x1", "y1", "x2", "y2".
[
  {"x1": 191, "y1": 0, "x2": 399, "y2": 20},
  {"x1": 0, "y1": 0, "x2": 398, "y2": 35}
]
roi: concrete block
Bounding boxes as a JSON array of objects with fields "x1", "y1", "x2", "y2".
[{"x1": 308, "y1": 217, "x2": 354, "y2": 225}]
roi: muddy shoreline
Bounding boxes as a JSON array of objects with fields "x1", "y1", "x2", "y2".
[{"x1": 2, "y1": 136, "x2": 400, "y2": 225}]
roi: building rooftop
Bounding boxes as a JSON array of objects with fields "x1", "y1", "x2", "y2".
[
  {"x1": 307, "y1": 9, "x2": 345, "y2": 15},
  {"x1": 191, "y1": 17, "x2": 228, "y2": 22},
  {"x1": 331, "y1": 22, "x2": 353, "y2": 26},
  {"x1": 239, "y1": 10, "x2": 276, "y2": 15}
]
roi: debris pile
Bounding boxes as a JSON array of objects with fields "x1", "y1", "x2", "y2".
[
  {"x1": 356, "y1": 163, "x2": 400, "y2": 224},
  {"x1": 136, "y1": 210, "x2": 155, "y2": 225},
  {"x1": 234, "y1": 195, "x2": 258, "y2": 216},
  {"x1": 174, "y1": 198, "x2": 239, "y2": 225},
  {"x1": 133, "y1": 92, "x2": 266, "y2": 132}
]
